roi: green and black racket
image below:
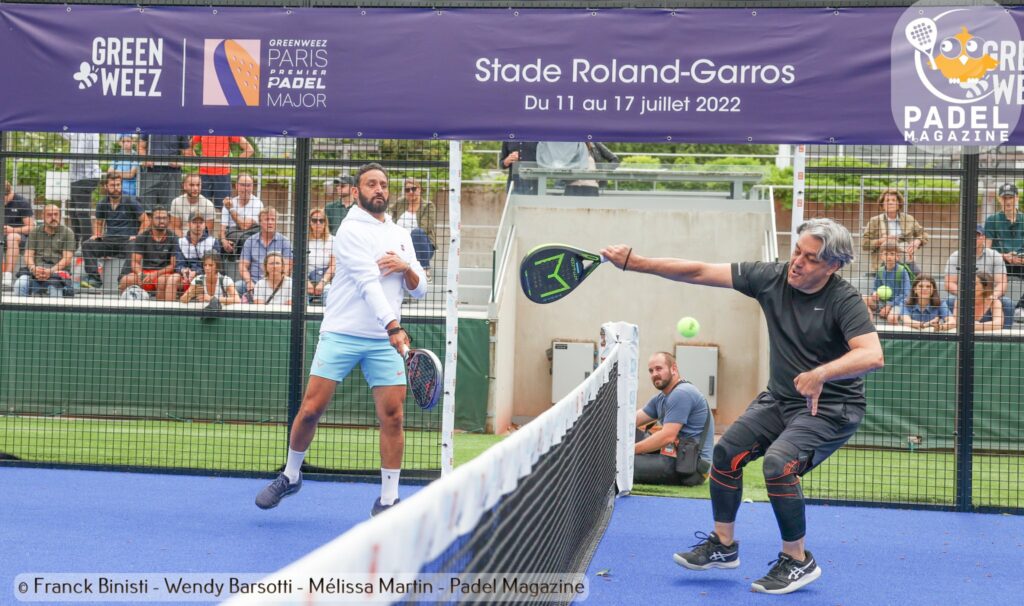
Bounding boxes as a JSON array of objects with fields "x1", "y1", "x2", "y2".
[{"x1": 520, "y1": 244, "x2": 607, "y2": 304}]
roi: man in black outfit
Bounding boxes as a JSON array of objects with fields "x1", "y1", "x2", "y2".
[
  {"x1": 601, "y1": 218, "x2": 884, "y2": 595},
  {"x1": 499, "y1": 141, "x2": 538, "y2": 195}
]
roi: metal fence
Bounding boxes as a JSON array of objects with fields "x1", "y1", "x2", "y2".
[
  {"x1": 1, "y1": 0, "x2": 1021, "y2": 513},
  {"x1": 796, "y1": 145, "x2": 1023, "y2": 514},
  {"x1": 1, "y1": 131, "x2": 455, "y2": 479}
]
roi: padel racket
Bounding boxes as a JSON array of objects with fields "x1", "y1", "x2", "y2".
[
  {"x1": 906, "y1": 17, "x2": 938, "y2": 69},
  {"x1": 520, "y1": 243, "x2": 606, "y2": 304},
  {"x1": 402, "y1": 346, "x2": 443, "y2": 411}
]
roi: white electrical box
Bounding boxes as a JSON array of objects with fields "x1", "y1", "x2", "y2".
[
  {"x1": 675, "y1": 345, "x2": 719, "y2": 409},
  {"x1": 551, "y1": 341, "x2": 596, "y2": 404}
]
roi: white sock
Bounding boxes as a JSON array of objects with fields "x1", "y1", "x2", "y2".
[
  {"x1": 283, "y1": 449, "x2": 305, "y2": 483},
  {"x1": 380, "y1": 468, "x2": 401, "y2": 505}
]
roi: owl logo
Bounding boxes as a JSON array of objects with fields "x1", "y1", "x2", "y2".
[
  {"x1": 904, "y1": 14, "x2": 1002, "y2": 102},
  {"x1": 933, "y1": 27, "x2": 998, "y2": 84}
]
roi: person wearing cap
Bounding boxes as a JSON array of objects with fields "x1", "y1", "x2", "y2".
[
  {"x1": 943, "y1": 224, "x2": 1014, "y2": 328},
  {"x1": 984, "y1": 183, "x2": 1024, "y2": 279},
  {"x1": 861, "y1": 189, "x2": 929, "y2": 274},
  {"x1": 162, "y1": 209, "x2": 220, "y2": 302},
  {"x1": 324, "y1": 174, "x2": 354, "y2": 233},
  {"x1": 168, "y1": 174, "x2": 217, "y2": 238}
]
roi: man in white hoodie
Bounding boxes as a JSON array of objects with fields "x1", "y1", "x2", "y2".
[{"x1": 256, "y1": 162, "x2": 427, "y2": 516}]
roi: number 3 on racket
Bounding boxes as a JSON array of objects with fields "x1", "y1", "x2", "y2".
[
  {"x1": 520, "y1": 243, "x2": 606, "y2": 304},
  {"x1": 401, "y1": 346, "x2": 443, "y2": 411}
]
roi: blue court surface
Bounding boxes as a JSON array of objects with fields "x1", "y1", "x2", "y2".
[
  {"x1": 586, "y1": 493, "x2": 1024, "y2": 606},
  {"x1": 2, "y1": 467, "x2": 1022, "y2": 605}
]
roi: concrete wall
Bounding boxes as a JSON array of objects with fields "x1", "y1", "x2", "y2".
[
  {"x1": 488, "y1": 236, "x2": 519, "y2": 434},
  {"x1": 491, "y1": 193, "x2": 774, "y2": 433}
]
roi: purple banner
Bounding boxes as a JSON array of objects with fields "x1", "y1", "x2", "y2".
[{"x1": 0, "y1": 4, "x2": 1022, "y2": 144}]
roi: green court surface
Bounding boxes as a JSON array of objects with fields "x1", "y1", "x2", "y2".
[
  {"x1": 0, "y1": 416, "x2": 504, "y2": 471},
  {"x1": 1, "y1": 417, "x2": 1019, "y2": 508}
]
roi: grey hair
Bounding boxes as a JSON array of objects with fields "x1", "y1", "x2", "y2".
[{"x1": 796, "y1": 218, "x2": 855, "y2": 268}]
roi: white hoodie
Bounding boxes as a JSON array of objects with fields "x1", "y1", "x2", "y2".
[{"x1": 321, "y1": 204, "x2": 427, "y2": 338}]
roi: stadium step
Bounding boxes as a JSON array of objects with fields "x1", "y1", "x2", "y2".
[
  {"x1": 459, "y1": 251, "x2": 493, "y2": 269},
  {"x1": 460, "y1": 267, "x2": 492, "y2": 288},
  {"x1": 462, "y1": 224, "x2": 499, "y2": 255}
]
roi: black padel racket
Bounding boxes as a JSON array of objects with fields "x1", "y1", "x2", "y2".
[{"x1": 520, "y1": 243, "x2": 607, "y2": 304}]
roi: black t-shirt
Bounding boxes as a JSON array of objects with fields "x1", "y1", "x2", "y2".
[
  {"x1": 731, "y1": 261, "x2": 876, "y2": 405},
  {"x1": 4, "y1": 194, "x2": 33, "y2": 227},
  {"x1": 132, "y1": 230, "x2": 177, "y2": 270},
  {"x1": 96, "y1": 196, "x2": 145, "y2": 238}
]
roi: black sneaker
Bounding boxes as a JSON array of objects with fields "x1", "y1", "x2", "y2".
[
  {"x1": 255, "y1": 472, "x2": 302, "y2": 509},
  {"x1": 673, "y1": 531, "x2": 740, "y2": 570},
  {"x1": 750, "y1": 550, "x2": 822, "y2": 594},
  {"x1": 370, "y1": 497, "x2": 400, "y2": 517}
]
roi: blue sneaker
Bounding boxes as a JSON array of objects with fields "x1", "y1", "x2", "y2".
[
  {"x1": 371, "y1": 497, "x2": 400, "y2": 517},
  {"x1": 255, "y1": 473, "x2": 301, "y2": 509}
]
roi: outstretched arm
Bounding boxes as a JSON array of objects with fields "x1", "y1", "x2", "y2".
[{"x1": 599, "y1": 244, "x2": 733, "y2": 289}]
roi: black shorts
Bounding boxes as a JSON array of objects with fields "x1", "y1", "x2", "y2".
[{"x1": 732, "y1": 391, "x2": 864, "y2": 474}]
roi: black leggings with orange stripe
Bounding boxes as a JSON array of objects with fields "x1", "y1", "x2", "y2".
[{"x1": 709, "y1": 391, "x2": 864, "y2": 541}]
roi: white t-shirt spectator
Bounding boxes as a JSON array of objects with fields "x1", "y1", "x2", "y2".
[
  {"x1": 253, "y1": 276, "x2": 292, "y2": 305},
  {"x1": 189, "y1": 273, "x2": 233, "y2": 298},
  {"x1": 308, "y1": 236, "x2": 334, "y2": 272},
  {"x1": 170, "y1": 195, "x2": 218, "y2": 231},
  {"x1": 221, "y1": 196, "x2": 264, "y2": 231},
  {"x1": 396, "y1": 212, "x2": 418, "y2": 231}
]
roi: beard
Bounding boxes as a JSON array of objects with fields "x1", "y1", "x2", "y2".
[{"x1": 358, "y1": 190, "x2": 389, "y2": 214}]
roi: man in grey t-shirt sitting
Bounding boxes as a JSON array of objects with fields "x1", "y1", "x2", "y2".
[
  {"x1": 944, "y1": 224, "x2": 1014, "y2": 327},
  {"x1": 634, "y1": 351, "x2": 714, "y2": 487}
]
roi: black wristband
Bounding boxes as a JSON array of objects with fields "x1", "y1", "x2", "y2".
[
  {"x1": 622, "y1": 248, "x2": 633, "y2": 272},
  {"x1": 387, "y1": 326, "x2": 405, "y2": 336}
]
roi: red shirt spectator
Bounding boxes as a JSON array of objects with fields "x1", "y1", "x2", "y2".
[{"x1": 190, "y1": 136, "x2": 254, "y2": 176}]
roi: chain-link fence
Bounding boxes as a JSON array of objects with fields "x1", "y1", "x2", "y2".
[
  {"x1": 1, "y1": 131, "x2": 455, "y2": 478},
  {"x1": 790, "y1": 145, "x2": 1023, "y2": 513}
]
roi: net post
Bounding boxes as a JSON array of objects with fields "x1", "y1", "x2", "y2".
[
  {"x1": 285, "y1": 138, "x2": 312, "y2": 448},
  {"x1": 441, "y1": 140, "x2": 462, "y2": 475},
  {"x1": 789, "y1": 144, "x2": 806, "y2": 253},
  {"x1": 601, "y1": 321, "x2": 639, "y2": 495}
]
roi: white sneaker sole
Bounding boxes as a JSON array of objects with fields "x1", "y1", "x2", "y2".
[
  {"x1": 750, "y1": 566, "x2": 822, "y2": 594},
  {"x1": 672, "y1": 553, "x2": 740, "y2": 571}
]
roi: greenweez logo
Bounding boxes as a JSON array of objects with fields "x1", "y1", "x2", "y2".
[
  {"x1": 893, "y1": 3, "x2": 1022, "y2": 149},
  {"x1": 73, "y1": 37, "x2": 164, "y2": 97}
]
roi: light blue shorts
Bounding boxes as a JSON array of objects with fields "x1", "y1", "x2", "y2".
[{"x1": 311, "y1": 332, "x2": 406, "y2": 387}]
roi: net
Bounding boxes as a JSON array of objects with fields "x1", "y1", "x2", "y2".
[{"x1": 224, "y1": 322, "x2": 639, "y2": 605}]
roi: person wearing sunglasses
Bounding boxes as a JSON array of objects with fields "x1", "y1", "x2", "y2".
[
  {"x1": 390, "y1": 178, "x2": 436, "y2": 281},
  {"x1": 306, "y1": 209, "x2": 335, "y2": 304}
]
